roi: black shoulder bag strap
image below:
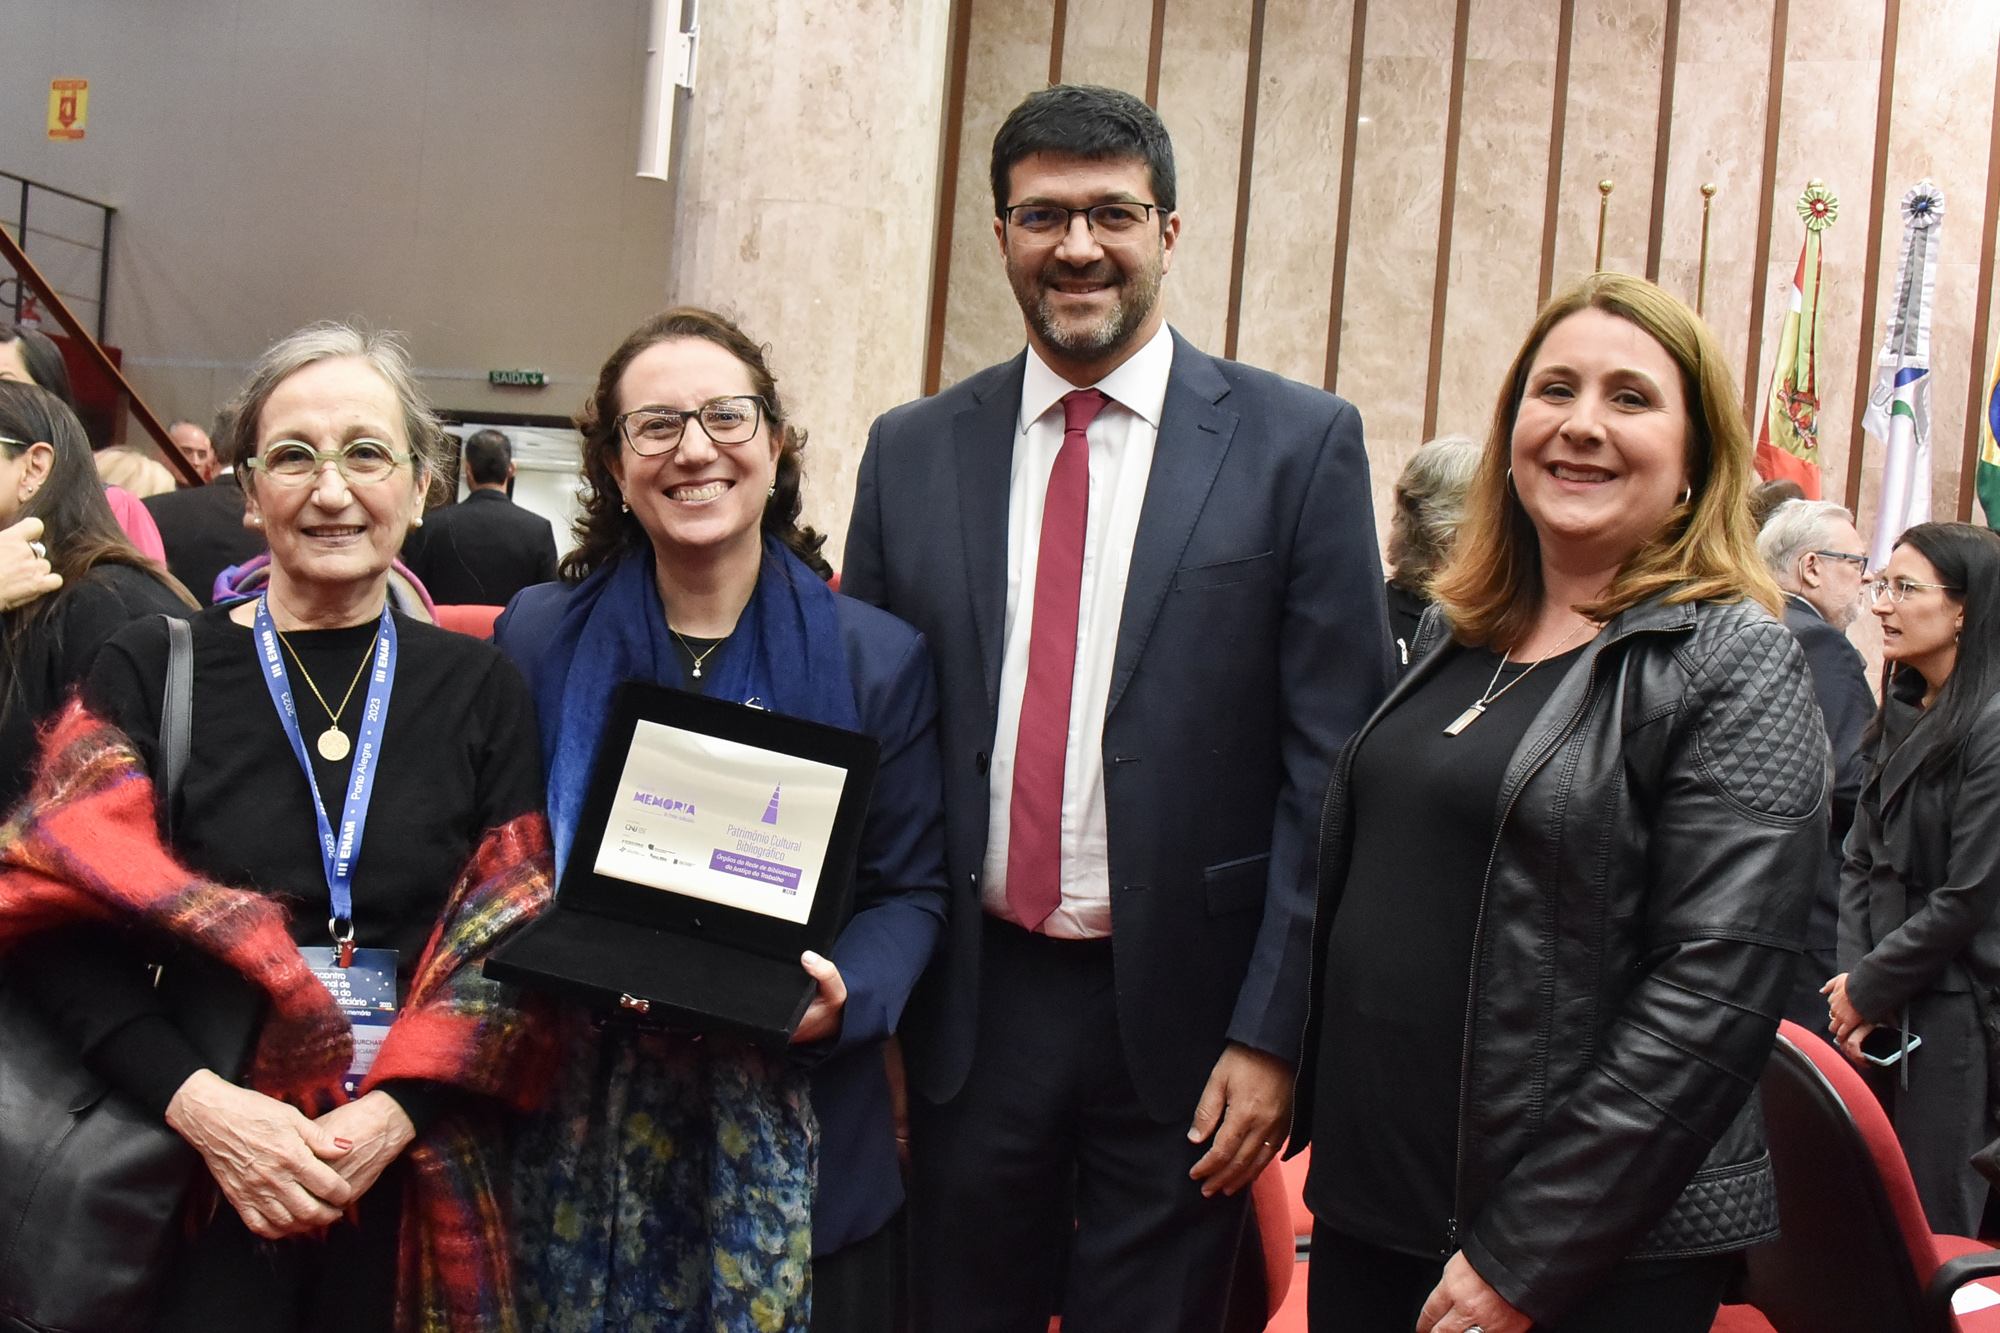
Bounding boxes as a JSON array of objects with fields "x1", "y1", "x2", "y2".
[{"x1": 158, "y1": 613, "x2": 192, "y2": 836}]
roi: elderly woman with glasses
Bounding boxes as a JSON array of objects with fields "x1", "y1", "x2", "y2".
[
  {"x1": 494, "y1": 307, "x2": 947, "y2": 1333},
  {"x1": 1827, "y1": 521, "x2": 2000, "y2": 1235},
  {"x1": 0, "y1": 323, "x2": 554, "y2": 1330}
]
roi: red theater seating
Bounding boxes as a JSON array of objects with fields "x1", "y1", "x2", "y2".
[
  {"x1": 432, "y1": 603, "x2": 503, "y2": 639},
  {"x1": 1714, "y1": 1020, "x2": 2000, "y2": 1333}
]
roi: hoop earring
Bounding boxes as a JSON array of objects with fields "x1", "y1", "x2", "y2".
[
  {"x1": 1505, "y1": 467, "x2": 1517, "y2": 495},
  {"x1": 1678, "y1": 485, "x2": 1693, "y2": 506}
]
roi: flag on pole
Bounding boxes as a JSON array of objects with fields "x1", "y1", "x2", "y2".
[
  {"x1": 1755, "y1": 181, "x2": 1839, "y2": 498},
  {"x1": 1979, "y1": 340, "x2": 2000, "y2": 531},
  {"x1": 1862, "y1": 180, "x2": 1945, "y2": 571}
]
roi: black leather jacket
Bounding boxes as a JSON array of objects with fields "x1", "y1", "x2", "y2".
[{"x1": 1293, "y1": 594, "x2": 1828, "y2": 1323}]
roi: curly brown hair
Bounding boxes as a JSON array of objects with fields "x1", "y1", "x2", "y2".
[{"x1": 561, "y1": 308, "x2": 830, "y2": 584}]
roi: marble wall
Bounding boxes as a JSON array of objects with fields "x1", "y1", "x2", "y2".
[
  {"x1": 667, "y1": 0, "x2": 953, "y2": 556},
  {"x1": 925, "y1": 0, "x2": 2000, "y2": 558}
]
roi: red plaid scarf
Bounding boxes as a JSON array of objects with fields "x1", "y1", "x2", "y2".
[{"x1": 0, "y1": 701, "x2": 557, "y2": 1332}]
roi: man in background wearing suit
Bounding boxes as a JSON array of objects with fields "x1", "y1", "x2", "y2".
[
  {"x1": 843, "y1": 85, "x2": 1390, "y2": 1332},
  {"x1": 143, "y1": 413, "x2": 264, "y2": 605},
  {"x1": 1758, "y1": 498, "x2": 1874, "y2": 1036},
  {"x1": 400, "y1": 428, "x2": 558, "y2": 606}
]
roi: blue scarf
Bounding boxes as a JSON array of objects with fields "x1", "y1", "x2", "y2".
[{"x1": 536, "y1": 535, "x2": 857, "y2": 878}]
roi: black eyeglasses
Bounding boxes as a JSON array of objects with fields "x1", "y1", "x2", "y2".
[
  {"x1": 1001, "y1": 202, "x2": 1161, "y2": 242},
  {"x1": 616, "y1": 397, "x2": 769, "y2": 456},
  {"x1": 1810, "y1": 550, "x2": 1868, "y2": 568}
]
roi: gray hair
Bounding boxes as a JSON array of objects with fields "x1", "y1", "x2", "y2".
[
  {"x1": 1757, "y1": 498, "x2": 1856, "y2": 584},
  {"x1": 1388, "y1": 434, "x2": 1483, "y2": 590},
  {"x1": 223, "y1": 322, "x2": 447, "y2": 491}
]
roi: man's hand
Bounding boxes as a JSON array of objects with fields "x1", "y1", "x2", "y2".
[
  {"x1": 1187, "y1": 1042, "x2": 1293, "y2": 1197},
  {"x1": 792, "y1": 950, "x2": 848, "y2": 1045},
  {"x1": 0, "y1": 517, "x2": 61, "y2": 611},
  {"x1": 1417, "y1": 1252, "x2": 1531, "y2": 1333},
  {"x1": 313, "y1": 1091, "x2": 417, "y2": 1202},
  {"x1": 165, "y1": 1069, "x2": 354, "y2": 1239},
  {"x1": 1822, "y1": 973, "x2": 1878, "y2": 1069}
]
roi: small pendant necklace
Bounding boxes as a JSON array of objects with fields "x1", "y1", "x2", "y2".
[
  {"x1": 671, "y1": 628, "x2": 724, "y2": 680},
  {"x1": 1443, "y1": 619, "x2": 1595, "y2": 736},
  {"x1": 275, "y1": 627, "x2": 378, "y2": 760}
]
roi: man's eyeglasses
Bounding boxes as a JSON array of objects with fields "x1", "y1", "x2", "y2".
[
  {"x1": 1866, "y1": 576, "x2": 1962, "y2": 604},
  {"x1": 1002, "y1": 202, "x2": 1161, "y2": 243},
  {"x1": 1810, "y1": 550, "x2": 1868, "y2": 569},
  {"x1": 246, "y1": 438, "x2": 411, "y2": 486},
  {"x1": 617, "y1": 397, "x2": 768, "y2": 456}
]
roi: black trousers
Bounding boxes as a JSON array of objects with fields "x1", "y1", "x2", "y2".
[
  {"x1": 908, "y1": 922, "x2": 1250, "y2": 1333},
  {"x1": 812, "y1": 1208, "x2": 908, "y2": 1333},
  {"x1": 153, "y1": 1161, "x2": 404, "y2": 1333},
  {"x1": 1306, "y1": 1227, "x2": 1731, "y2": 1333}
]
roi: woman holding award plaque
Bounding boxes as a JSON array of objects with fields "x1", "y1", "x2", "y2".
[
  {"x1": 495, "y1": 307, "x2": 949, "y2": 1333},
  {"x1": 0, "y1": 324, "x2": 554, "y2": 1331}
]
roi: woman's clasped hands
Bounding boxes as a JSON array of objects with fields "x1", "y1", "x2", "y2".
[{"x1": 164, "y1": 1070, "x2": 414, "y2": 1239}]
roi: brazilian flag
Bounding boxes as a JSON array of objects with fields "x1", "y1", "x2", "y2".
[{"x1": 1982, "y1": 346, "x2": 2000, "y2": 532}]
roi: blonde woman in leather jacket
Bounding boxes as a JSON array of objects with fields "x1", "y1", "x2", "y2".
[{"x1": 1291, "y1": 274, "x2": 1827, "y2": 1333}]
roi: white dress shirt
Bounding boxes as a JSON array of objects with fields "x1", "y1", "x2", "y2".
[{"x1": 981, "y1": 323, "x2": 1174, "y2": 938}]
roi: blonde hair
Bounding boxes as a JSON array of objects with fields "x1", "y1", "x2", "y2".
[{"x1": 1429, "y1": 273, "x2": 1781, "y2": 648}]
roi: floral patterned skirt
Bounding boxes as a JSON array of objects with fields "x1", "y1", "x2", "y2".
[{"x1": 511, "y1": 1015, "x2": 816, "y2": 1333}]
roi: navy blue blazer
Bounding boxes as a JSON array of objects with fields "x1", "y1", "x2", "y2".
[
  {"x1": 842, "y1": 330, "x2": 1391, "y2": 1120},
  {"x1": 494, "y1": 578, "x2": 950, "y2": 1255}
]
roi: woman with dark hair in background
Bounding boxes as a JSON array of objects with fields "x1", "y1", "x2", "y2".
[
  {"x1": 495, "y1": 307, "x2": 947, "y2": 1333},
  {"x1": 0, "y1": 323, "x2": 73, "y2": 404},
  {"x1": 1827, "y1": 521, "x2": 2000, "y2": 1235},
  {"x1": 1293, "y1": 273, "x2": 1825, "y2": 1333},
  {"x1": 0, "y1": 321, "x2": 169, "y2": 560},
  {"x1": 0, "y1": 380, "x2": 192, "y2": 807}
]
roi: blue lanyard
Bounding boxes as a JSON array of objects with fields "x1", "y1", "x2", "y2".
[{"x1": 252, "y1": 595, "x2": 398, "y2": 953}]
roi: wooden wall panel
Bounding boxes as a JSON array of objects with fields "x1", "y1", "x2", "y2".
[{"x1": 916, "y1": 0, "x2": 2000, "y2": 551}]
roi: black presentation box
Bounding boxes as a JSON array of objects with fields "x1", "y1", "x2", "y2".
[{"x1": 485, "y1": 680, "x2": 880, "y2": 1047}]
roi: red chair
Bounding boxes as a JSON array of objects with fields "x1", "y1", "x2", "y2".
[
  {"x1": 1718, "y1": 1020, "x2": 2000, "y2": 1333},
  {"x1": 432, "y1": 603, "x2": 503, "y2": 639}
]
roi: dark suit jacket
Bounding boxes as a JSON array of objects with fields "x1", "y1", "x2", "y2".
[
  {"x1": 401, "y1": 488, "x2": 559, "y2": 606},
  {"x1": 842, "y1": 330, "x2": 1391, "y2": 1120},
  {"x1": 1782, "y1": 594, "x2": 1873, "y2": 952},
  {"x1": 493, "y1": 580, "x2": 949, "y2": 1254},
  {"x1": 141, "y1": 478, "x2": 265, "y2": 606}
]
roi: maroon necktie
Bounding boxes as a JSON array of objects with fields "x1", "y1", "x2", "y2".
[{"x1": 1006, "y1": 388, "x2": 1108, "y2": 932}]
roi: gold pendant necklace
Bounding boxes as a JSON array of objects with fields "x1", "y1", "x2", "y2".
[
  {"x1": 1444, "y1": 619, "x2": 1595, "y2": 736},
  {"x1": 671, "y1": 628, "x2": 724, "y2": 680},
  {"x1": 275, "y1": 626, "x2": 377, "y2": 760}
]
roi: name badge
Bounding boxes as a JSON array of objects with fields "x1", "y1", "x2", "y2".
[{"x1": 300, "y1": 946, "x2": 398, "y2": 1096}]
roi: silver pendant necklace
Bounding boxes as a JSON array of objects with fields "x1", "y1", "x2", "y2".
[{"x1": 1444, "y1": 619, "x2": 1595, "y2": 736}]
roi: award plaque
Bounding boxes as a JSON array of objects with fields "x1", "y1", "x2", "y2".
[{"x1": 485, "y1": 681, "x2": 880, "y2": 1046}]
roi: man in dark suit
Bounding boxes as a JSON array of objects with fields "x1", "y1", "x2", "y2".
[
  {"x1": 1758, "y1": 497, "x2": 1875, "y2": 1035},
  {"x1": 842, "y1": 85, "x2": 1389, "y2": 1332},
  {"x1": 399, "y1": 429, "x2": 559, "y2": 605},
  {"x1": 142, "y1": 417, "x2": 265, "y2": 605}
]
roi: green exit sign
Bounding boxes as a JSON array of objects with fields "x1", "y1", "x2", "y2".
[{"x1": 488, "y1": 368, "x2": 546, "y2": 387}]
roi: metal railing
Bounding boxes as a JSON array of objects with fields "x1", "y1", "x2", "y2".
[
  {"x1": 0, "y1": 170, "x2": 113, "y2": 342},
  {"x1": 0, "y1": 173, "x2": 198, "y2": 484}
]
